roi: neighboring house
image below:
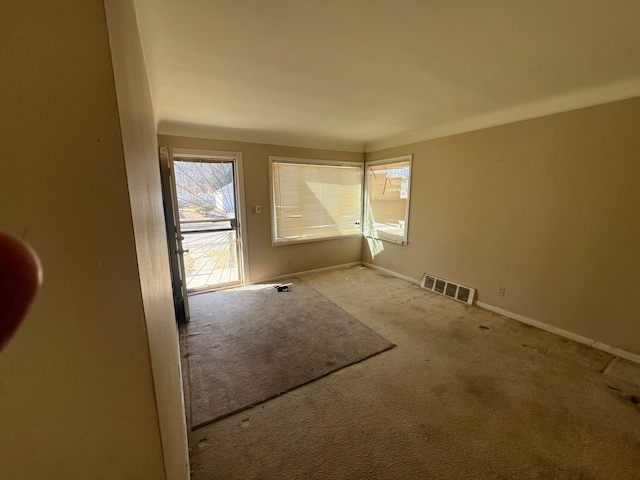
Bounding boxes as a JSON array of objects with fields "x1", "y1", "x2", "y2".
[{"x1": 213, "y1": 182, "x2": 235, "y2": 216}]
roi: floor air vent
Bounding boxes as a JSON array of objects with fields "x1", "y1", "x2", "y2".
[{"x1": 421, "y1": 274, "x2": 476, "y2": 305}]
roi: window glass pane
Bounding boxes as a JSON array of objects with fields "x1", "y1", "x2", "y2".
[
  {"x1": 173, "y1": 159, "x2": 235, "y2": 222},
  {"x1": 272, "y1": 161, "x2": 363, "y2": 243},
  {"x1": 365, "y1": 157, "x2": 411, "y2": 244}
]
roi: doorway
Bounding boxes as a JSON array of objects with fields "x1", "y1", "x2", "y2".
[{"x1": 160, "y1": 146, "x2": 248, "y2": 321}]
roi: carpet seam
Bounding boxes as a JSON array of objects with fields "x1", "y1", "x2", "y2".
[{"x1": 299, "y1": 275, "x2": 399, "y2": 346}]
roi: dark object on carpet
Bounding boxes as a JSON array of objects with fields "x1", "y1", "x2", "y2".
[
  {"x1": 186, "y1": 278, "x2": 394, "y2": 429},
  {"x1": 274, "y1": 283, "x2": 292, "y2": 292}
]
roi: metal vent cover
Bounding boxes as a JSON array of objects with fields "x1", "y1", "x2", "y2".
[
  {"x1": 423, "y1": 275, "x2": 435, "y2": 290},
  {"x1": 421, "y1": 274, "x2": 476, "y2": 305}
]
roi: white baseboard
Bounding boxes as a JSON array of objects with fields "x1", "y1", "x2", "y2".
[
  {"x1": 360, "y1": 263, "x2": 640, "y2": 365},
  {"x1": 476, "y1": 301, "x2": 640, "y2": 365},
  {"x1": 253, "y1": 261, "x2": 362, "y2": 284},
  {"x1": 361, "y1": 262, "x2": 421, "y2": 285}
]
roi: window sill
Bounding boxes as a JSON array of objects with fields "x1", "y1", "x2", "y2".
[{"x1": 272, "y1": 233, "x2": 362, "y2": 246}]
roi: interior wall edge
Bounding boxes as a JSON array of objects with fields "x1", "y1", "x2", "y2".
[{"x1": 104, "y1": 0, "x2": 190, "y2": 478}]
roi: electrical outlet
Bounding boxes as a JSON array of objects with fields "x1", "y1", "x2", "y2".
[
  {"x1": 285, "y1": 259, "x2": 292, "y2": 266},
  {"x1": 497, "y1": 285, "x2": 505, "y2": 297}
]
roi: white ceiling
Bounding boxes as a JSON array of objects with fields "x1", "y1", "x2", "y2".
[{"x1": 134, "y1": 0, "x2": 640, "y2": 152}]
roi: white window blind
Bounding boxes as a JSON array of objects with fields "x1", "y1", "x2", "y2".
[
  {"x1": 364, "y1": 155, "x2": 412, "y2": 245},
  {"x1": 270, "y1": 158, "x2": 363, "y2": 244}
]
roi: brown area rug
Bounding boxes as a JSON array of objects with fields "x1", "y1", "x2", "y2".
[{"x1": 186, "y1": 278, "x2": 394, "y2": 429}]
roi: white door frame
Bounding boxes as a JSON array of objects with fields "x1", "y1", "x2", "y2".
[{"x1": 172, "y1": 147, "x2": 250, "y2": 288}]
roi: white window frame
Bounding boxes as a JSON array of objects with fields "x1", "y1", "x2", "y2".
[
  {"x1": 269, "y1": 156, "x2": 364, "y2": 245},
  {"x1": 364, "y1": 154, "x2": 413, "y2": 245}
]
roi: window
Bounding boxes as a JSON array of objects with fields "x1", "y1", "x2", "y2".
[
  {"x1": 364, "y1": 155, "x2": 413, "y2": 245},
  {"x1": 270, "y1": 157, "x2": 363, "y2": 244}
]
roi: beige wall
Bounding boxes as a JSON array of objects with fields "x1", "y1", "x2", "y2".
[
  {"x1": 0, "y1": 1, "x2": 166, "y2": 478},
  {"x1": 364, "y1": 97, "x2": 640, "y2": 356},
  {"x1": 105, "y1": 1, "x2": 189, "y2": 479},
  {"x1": 159, "y1": 135, "x2": 364, "y2": 282}
]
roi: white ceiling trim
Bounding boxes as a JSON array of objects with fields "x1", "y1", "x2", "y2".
[
  {"x1": 157, "y1": 121, "x2": 365, "y2": 153},
  {"x1": 366, "y1": 76, "x2": 640, "y2": 152}
]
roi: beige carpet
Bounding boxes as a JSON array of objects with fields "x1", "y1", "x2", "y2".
[
  {"x1": 185, "y1": 266, "x2": 640, "y2": 479},
  {"x1": 185, "y1": 278, "x2": 394, "y2": 428}
]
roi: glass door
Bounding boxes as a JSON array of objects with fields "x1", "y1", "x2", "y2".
[{"x1": 172, "y1": 156, "x2": 242, "y2": 292}]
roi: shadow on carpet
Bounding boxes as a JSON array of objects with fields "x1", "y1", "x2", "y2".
[{"x1": 186, "y1": 278, "x2": 394, "y2": 429}]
